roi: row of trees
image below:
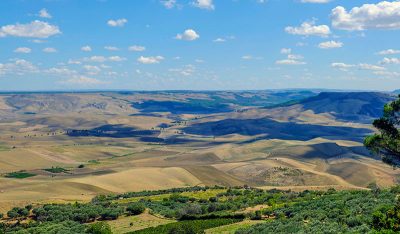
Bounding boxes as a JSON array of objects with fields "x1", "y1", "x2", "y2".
[{"x1": 0, "y1": 201, "x2": 146, "y2": 233}]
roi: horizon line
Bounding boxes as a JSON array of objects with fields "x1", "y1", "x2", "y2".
[{"x1": 0, "y1": 88, "x2": 395, "y2": 93}]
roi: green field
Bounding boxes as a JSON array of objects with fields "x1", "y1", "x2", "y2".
[
  {"x1": 205, "y1": 220, "x2": 265, "y2": 234},
  {"x1": 181, "y1": 189, "x2": 227, "y2": 200},
  {"x1": 115, "y1": 194, "x2": 172, "y2": 204},
  {"x1": 116, "y1": 189, "x2": 227, "y2": 204},
  {"x1": 130, "y1": 218, "x2": 243, "y2": 234}
]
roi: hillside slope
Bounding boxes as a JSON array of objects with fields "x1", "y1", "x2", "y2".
[{"x1": 296, "y1": 92, "x2": 394, "y2": 123}]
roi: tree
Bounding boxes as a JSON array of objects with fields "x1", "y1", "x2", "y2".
[
  {"x1": 250, "y1": 210, "x2": 262, "y2": 220},
  {"x1": 177, "y1": 203, "x2": 202, "y2": 218},
  {"x1": 364, "y1": 95, "x2": 400, "y2": 165},
  {"x1": 100, "y1": 208, "x2": 122, "y2": 220},
  {"x1": 126, "y1": 203, "x2": 145, "y2": 215},
  {"x1": 6, "y1": 207, "x2": 28, "y2": 219},
  {"x1": 25, "y1": 204, "x2": 33, "y2": 211},
  {"x1": 7, "y1": 210, "x2": 18, "y2": 219}
]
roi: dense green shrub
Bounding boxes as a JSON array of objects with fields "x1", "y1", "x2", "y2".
[
  {"x1": 250, "y1": 210, "x2": 262, "y2": 220},
  {"x1": 236, "y1": 189, "x2": 396, "y2": 233},
  {"x1": 127, "y1": 203, "x2": 146, "y2": 215},
  {"x1": 3, "y1": 186, "x2": 400, "y2": 233},
  {"x1": 4, "y1": 221, "x2": 86, "y2": 234},
  {"x1": 4, "y1": 171, "x2": 36, "y2": 179},
  {"x1": 7, "y1": 207, "x2": 29, "y2": 219},
  {"x1": 32, "y1": 202, "x2": 123, "y2": 223},
  {"x1": 86, "y1": 221, "x2": 112, "y2": 234},
  {"x1": 176, "y1": 203, "x2": 202, "y2": 218},
  {"x1": 372, "y1": 200, "x2": 400, "y2": 232},
  {"x1": 44, "y1": 166, "x2": 69, "y2": 173}
]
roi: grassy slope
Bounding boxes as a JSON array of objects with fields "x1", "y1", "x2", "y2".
[
  {"x1": 107, "y1": 211, "x2": 175, "y2": 233},
  {"x1": 205, "y1": 220, "x2": 264, "y2": 234}
]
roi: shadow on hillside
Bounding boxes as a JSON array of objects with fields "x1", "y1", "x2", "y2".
[
  {"x1": 67, "y1": 124, "x2": 220, "y2": 145},
  {"x1": 67, "y1": 124, "x2": 159, "y2": 138},
  {"x1": 299, "y1": 92, "x2": 394, "y2": 123},
  {"x1": 183, "y1": 118, "x2": 372, "y2": 142},
  {"x1": 131, "y1": 100, "x2": 232, "y2": 114}
]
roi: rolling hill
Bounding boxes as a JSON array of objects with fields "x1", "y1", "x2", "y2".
[
  {"x1": 293, "y1": 92, "x2": 395, "y2": 123},
  {"x1": 0, "y1": 90, "x2": 398, "y2": 214}
]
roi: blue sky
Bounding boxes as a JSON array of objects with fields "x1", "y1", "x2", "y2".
[{"x1": 0, "y1": 0, "x2": 400, "y2": 91}]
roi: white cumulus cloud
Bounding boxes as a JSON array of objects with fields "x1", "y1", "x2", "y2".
[
  {"x1": 0, "y1": 59, "x2": 38, "y2": 76},
  {"x1": 242, "y1": 55, "x2": 263, "y2": 60},
  {"x1": 280, "y1": 48, "x2": 292, "y2": 54},
  {"x1": 169, "y1": 65, "x2": 196, "y2": 76},
  {"x1": 161, "y1": 0, "x2": 177, "y2": 9},
  {"x1": 43, "y1": 47, "x2": 57, "y2": 53},
  {"x1": 192, "y1": 0, "x2": 214, "y2": 10},
  {"x1": 378, "y1": 49, "x2": 400, "y2": 55},
  {"x1": 285, "y1": 21, "x2": 331, "y2": 37},
  {"x1": 128, "y1": 45, "x2": 146, "y2": 52},
  {"x1": 318, "y1": 40, "x2": 343, "y2": 49},
  {"x1": 331, "y1": 62, "x2": 385, "y2": 71},
  {"x1": 107, "y1": 18, "x2": 128, "y2": 27},
  {"x1": 331, "y1": 62, "x2": 355, "y2": 71},
  {"x1": 45, "y1": 67, "x2": 77, "y2": 76},
  {"x1": 331, "y1": 1, "x2": 400, "y2": 31},
  {"x1": 175, "y1": 29, "x2": 200, "y2": 41},
  {"x1": 0, "y1": 20, "x2": 60, "y2": 38},
  {"x1": 213, "y1": 38, "x2": 226, "y2": 43},
  {"x1": 104, "y1": 46, "x2": 119, "y2": 51},
  {"x1": 108, "y1": 56, "x2": 126, "y2": 62},
  {"x1": 39, "y1": 8, "x2": 52, "y2": 18},
  {"x1": 374, "y1": 70, "x2": 400, "y2": 78},
  {"x1": 358, "y1": 63, "x2": 385, "y2": 71},
  {"x1": 137, "y1": 56, "x2": 164, "y2": 64},
  {"x1": 81, "y1": 46, "x2": 92, "y2": 52},
  {"x1": 276, "y1": 59, "x2": 306, "y2": 65},
  {"x1": 68, "y1": 59, "x2": 81, "y2": 65},
  {"x1": 380, "y1": 57, "x2": 400, "y2": 65},
  {"x1": 83, "y1": 65, "x2": 101, "y2": 75},
  {"x1": 276, "y1": 51, "x2": 306, "y2": 65},
  {"x1": 82, "y1": 56, "x2": 126, "y2": 63},
  {"x1": 213, "y1": 36, "x2": 234, "y2": 43},
  {"x1": 85, "y1": 56, "x2": 106, "y2": 62},
  {"x1": 14, "y1": 47, "x2": 32, "y2": 53}
]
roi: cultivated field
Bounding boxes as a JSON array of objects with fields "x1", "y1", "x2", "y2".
[{"x1": 0, "y1": 90, "x2": 398, "y2": 213}]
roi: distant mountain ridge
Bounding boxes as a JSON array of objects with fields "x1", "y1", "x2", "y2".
[
  {"x1": 297, "y1": 92, "x2": 395, "y2": 123},
  {"x1": 393, "y1": 89, "x2": 400, "y2": 95}
]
